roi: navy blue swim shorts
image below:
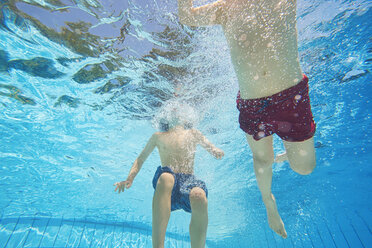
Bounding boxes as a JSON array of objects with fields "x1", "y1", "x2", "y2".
[{"x1": 152, "y1": 166, "x2": 208, "y2": 213}]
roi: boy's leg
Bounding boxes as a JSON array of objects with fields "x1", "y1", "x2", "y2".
[
  {"x1": 283, "y1": 137, "x2": 316, "y2": 175},
  {"x1": 152, "y1": 173, "x2": 175, "y2": 248},
  {"x1": 189, "y1": 187, "x2": 208, "y2": 248},
  {"x1": 246, "y1": 134, "x2": 287, "y2": 238}
]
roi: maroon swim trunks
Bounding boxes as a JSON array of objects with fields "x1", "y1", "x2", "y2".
[{"x1": 236, "y1": 75, "x2": 316, "y2": 142}]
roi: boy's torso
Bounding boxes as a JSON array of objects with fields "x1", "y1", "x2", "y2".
[
  {"x1": 221, "y1": 0, "x2": 303, "y2": 99},
  {"x1": 155, "y1": 129, "x2": 197, "y2": 174}
]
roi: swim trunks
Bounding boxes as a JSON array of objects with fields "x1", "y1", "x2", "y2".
[
  {"x1": 236, "y1": 75, "x2": 316, "y2": 142},
  {"x1": 152, "y1": 166, "x2": 208, "y2": 213}
]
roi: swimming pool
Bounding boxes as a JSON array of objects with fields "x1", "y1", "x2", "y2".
[{"x1": 0, "y1": 0, "x2": 371, "y2": 247}]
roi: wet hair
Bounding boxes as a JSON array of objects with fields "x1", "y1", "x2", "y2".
[
  {"x1": 159, "y1": 119, "x2": 170, "y2": 132},
  {"x1": 153, "y1": 100, "x2": 198, "y2": 132}
]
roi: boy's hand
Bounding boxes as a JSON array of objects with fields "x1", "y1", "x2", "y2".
[
  {"x1": 212, "y1": 148, "x2": 224, "y2": 159},
  {"x1": 114, "y1": 179, "x2": 133, "y2": 193}
]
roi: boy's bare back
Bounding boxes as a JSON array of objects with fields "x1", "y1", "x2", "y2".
[
  {"x1": 115, "y1": 124, "x2": 223, "y2": 193},
  {"x1": 114, "y1": 116, "x2": 224, "y2": 247},
  {"x1": 179, "y1": 0, "x2": 303, "y2": 99},
  {"x1": 152, "y1": 126, "x2": 223, "y2": 173},
  {"x1": 178, "y1": 0, "x2": 317, "y2": 239}
]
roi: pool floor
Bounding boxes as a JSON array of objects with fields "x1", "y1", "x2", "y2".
[{"x1": 0, "y1": 208, "x2": 371, "y2": 247}]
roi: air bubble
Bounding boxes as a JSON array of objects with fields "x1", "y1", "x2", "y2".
[
  {"x1": 258, "y1": 131, "x2": 265, "y2": 138},
  {"x1": 239, "y1": 34, "x2": 247, "y2": 41},
  {"x1": 210, "y1": 13, "x2": 216, "y2": 22}
]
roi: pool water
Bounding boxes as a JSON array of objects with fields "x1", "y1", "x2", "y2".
[{"x1": 0, "y1": 0, "x2": 371, "y2": 247}]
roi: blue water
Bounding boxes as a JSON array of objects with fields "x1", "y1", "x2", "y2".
[{"x1": 0, "y1": 0, "x2": 371, "y2": 247}]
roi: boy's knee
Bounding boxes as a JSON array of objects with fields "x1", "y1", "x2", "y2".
[
  {"x1": 156, "y1": 173, "x2": 174, "y2": 190},
  {"x1": 189, "y1": 188, "x2": 207, "y2": 208},
  {"x1": 292, "y1": 161, "x2": 316, "y2": 175},
  {"x1": 253, "y1": 151, "x2": 274, "y2": 166}
]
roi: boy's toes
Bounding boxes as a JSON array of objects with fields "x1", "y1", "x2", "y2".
[{"x1": 280, "y1": 229, "x2": 288, "y2": 239}]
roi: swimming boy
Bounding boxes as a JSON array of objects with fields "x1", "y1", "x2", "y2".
[
  {"x1": 178, "y1": 0, "x2": 316, "y2": 238},
  {"x1": 114, "y1": 102, "x2": 224, "y2": 248}
]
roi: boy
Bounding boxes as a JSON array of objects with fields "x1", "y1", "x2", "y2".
[
  {"x1": 178, "y1": 0, "x2": 316, "y2": 238},
  {"x1": 114, "y1": 102, "x2": 224, "y2": 248}
]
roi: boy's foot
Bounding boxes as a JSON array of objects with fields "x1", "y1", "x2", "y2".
[
  {"x1": 265, "y1": 194, "x2": 288, "y2": 238},
  {"x1": 274, "y1": 152, "x2": 288, "y2": 163}
]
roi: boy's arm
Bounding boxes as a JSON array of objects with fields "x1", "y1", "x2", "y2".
[
  {"x1": 127, "y1": 133, "x2": 157, "y2": 181},
  {"x1": 193, "y1": 129, "x2": 224, "y2": 159},
  {"x1": 178, "y1": 0, "x2": 226, "y2": 27},
  {"x1": 114, "y1": 133, "x2": 157, "y2": 193}
]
